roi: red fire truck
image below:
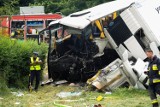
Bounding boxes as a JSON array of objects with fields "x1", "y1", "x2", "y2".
[
  {"x1": 0, "y1": 13, "x2": 62, "y2": 40},
  {"x1": 0, "y1": 16, "x2": 10, "y2": 37},
  {"x1": 0, "y1": 14, "x2": 62, "y2": 40}
]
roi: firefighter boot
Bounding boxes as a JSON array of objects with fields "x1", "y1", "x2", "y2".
[{"x1": 152, "y1": 103, "x2": 159, "y2": 107}]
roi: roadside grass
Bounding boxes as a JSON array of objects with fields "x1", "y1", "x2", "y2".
[
  {"x1": 0, "y1": 60, "x2": 152, "y2": 107},
  {"x1": 0, "y1": 85, "x2": 153, "y2": 107}
]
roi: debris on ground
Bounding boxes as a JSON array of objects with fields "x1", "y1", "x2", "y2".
[
  {"x1": 96, "y1": 96, "x2": 103, "y2": 101},
  {"x1": 56, "y1": 91, "x2": 82, "y2": 98},
  {"x1": 41, "y1": 79, "x2": 54, "y2": 86},
  {"x1": 93, "y1": 104, "x2": 102, "y2": 107},
  {"x1": 11, "y1": 91, "x2": 24, "y2": 97},
  {"x1": 105, "y1": 91, "x2": 112, "y2": 95},
  {"x1": 15, "y1": 102, "x2": 20, "y2": 105},
  {"x1": 69, "y1": 83, "x2": 76, "y2": 86},
  {"x1": 0, "y1": 97, "x2": 4, "y2": 100},
  {"x1": 34, "y1": 102, "x2": 45, "y2": 106},
  {"x1": 54, "y1": 80, "x2": 68, "y2": 85}
]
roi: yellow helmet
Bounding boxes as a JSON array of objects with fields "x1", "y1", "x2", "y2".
[{"x1": 11, "y1": 31, "x2": 15, "y2": 37}]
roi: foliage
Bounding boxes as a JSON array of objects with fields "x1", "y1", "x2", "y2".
[
  {"x1": 0, "y1": 36, "x2": 48, "y2": 90},
  {"x1": 0, "y1": 0, "x2": 19, "y2": 15},
  {"x1": 0, "y1": 0, "x2": 113, "y2": 15},
  {"x1": 0, "y1": 76, "x2": 9, "y2": 95},
  {"x1": 30, "y1": 0, "x2": 112, "y2": 15}
]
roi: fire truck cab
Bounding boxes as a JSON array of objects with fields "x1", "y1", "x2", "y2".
[{"x1": 0, "y1": 6, "x2": 62, "y2": 41}]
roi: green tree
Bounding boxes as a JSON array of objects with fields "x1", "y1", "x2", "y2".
[
  {"x1": 30, "y1": 0, "x2": 113, "y2": 15},
  {"x1": 0, "y1": 0, "x2": 113, "y2": 15},
  {"x1": 19, "y1": 0, "x2": 34, "y2": 6},
  {"x1": 0, "y1": 0, "x2": 19, "y2": 15}
]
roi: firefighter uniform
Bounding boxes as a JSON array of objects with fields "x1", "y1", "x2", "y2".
[
  {"x1": 147, "y1": 55, "x2": 160, "y2": 107},
  {"x1": 29, "y1": 54, "x2": 42, "y2": 91}
]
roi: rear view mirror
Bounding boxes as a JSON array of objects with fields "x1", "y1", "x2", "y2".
[{"x1": 38, "y1": 28, "x2": 48, "y2": 45}]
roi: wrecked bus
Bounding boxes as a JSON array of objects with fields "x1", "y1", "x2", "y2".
[{"x1": 38, "y1": 0, "x2": 160, "y2": 90}]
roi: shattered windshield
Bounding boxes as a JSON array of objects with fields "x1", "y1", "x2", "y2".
[{"x1": 49, "y1": 24, "x2": 83, "y2": 53}]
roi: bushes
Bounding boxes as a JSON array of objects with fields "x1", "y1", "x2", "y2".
[
  {"x1": 0, "y1": 76, "x2": 9, "y2": 95},
  {"x1": 0, "y1": 36, "x2": 48, "y2": 91}
]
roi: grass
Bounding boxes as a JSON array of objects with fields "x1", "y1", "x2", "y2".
[
  {"x1": 0, "y1": 59, "x2": 153, "y2": 107},
  {"x1": 0, "y1": 60, "x2": 153, "y2": 107},
  {"x1": 0, "y1": 84, "x2": 154, "y2": 107}
]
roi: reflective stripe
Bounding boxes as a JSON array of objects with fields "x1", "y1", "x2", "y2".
[
  {"x1": 152, "y1": 99, "x2": 158, "y2": 104},
  {"x1": 95, "y1": 20, "x2": 105, "y2": 39},
  {"x1": 159, "y1": 71, "x2": 160, "y2": 75},
  {"x1": 153, "y1": 79, "x2": 160, "y2": 83},
  {"x1": 152, "y1": 64, "x2": 158, "y2": 70},
  {"x1": 30, "y1": 57, "x2": 41, "y2": 71},
  {"x1": 89, "y1": 34, "x2": 93, "y2": 40},
  {"x1": 87, "y1": 70, "x2": 101, "y2": 84},
  {"x1": 113, "y1": 12, "x2": 117, "y2": 19}
]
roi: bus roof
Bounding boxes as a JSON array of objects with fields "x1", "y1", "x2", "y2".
[{"x1": 49, "y1": 0, "x2": 136, "y2": 29}]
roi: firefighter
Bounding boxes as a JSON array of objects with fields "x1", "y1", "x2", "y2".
[
  {"x1": 10, "y1": 30, "x2": 18, "y2": 39},
  {"x1": 145, "y1": 48, "x2": 160, "y2": 107},
  {"x1": 29, "y1": 52, "x2": 42, "y2": 92}
]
